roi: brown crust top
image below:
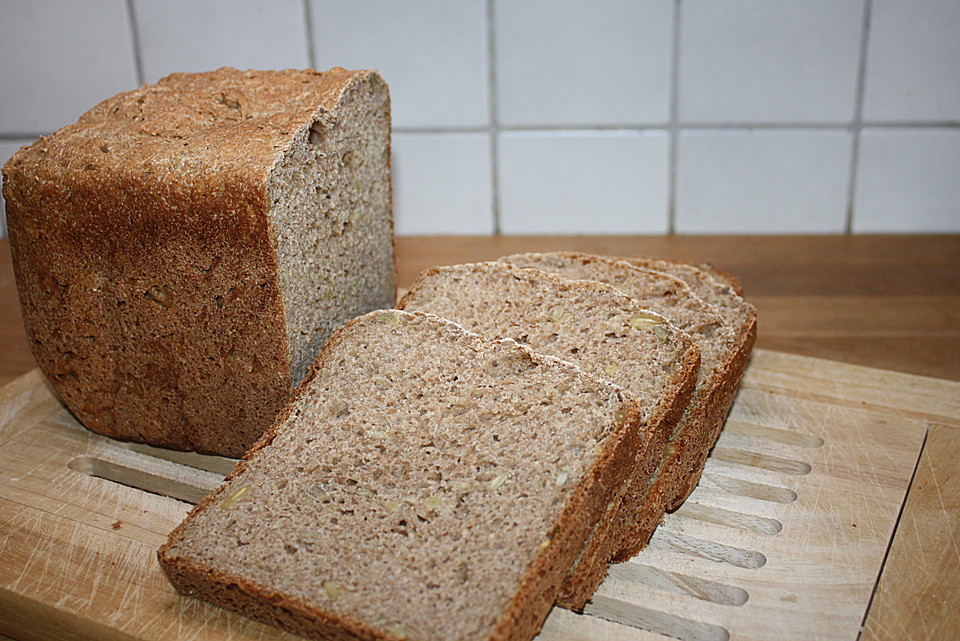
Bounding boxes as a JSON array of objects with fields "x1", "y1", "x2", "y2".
[{"x1": 5, "y1": 67, "x2": 364, "y2": 191}]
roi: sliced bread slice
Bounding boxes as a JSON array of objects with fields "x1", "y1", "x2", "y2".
[
  {"x1": 626, "y1": 258, "x2": 756, "y2": 336},
  {"x1": 629, "y1": 257, "x2": 746, "y2": 298},
  {"x1": 623, "y1": 256, "x2": 758, "y2": 506},
  {"x1": 397, "y1": 262, "x2": 700, "y2": 609},
  {"x1": 159, "y1": 309, "x2": 643, "y2": 641},
  {"x1": 500, "y1": 252, "x2": 752, "y2": 534}
]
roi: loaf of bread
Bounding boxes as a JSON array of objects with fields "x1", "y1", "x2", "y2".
[
  {"x1": 1, "y1": 67, "x2": 395, "y2": 457},
  {"x1": 500, "y1": 252, "x2": 754, "y2": 556},
  {"x1": 159, "y1": 309, "x2": 644, "y2": 641},
  {"x1": 397, "y1": 261, "x2": 701, "y2": 609}
]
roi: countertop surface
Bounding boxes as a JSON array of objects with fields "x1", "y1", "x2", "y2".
[
  {"x1": 3, "y1": 235, "x2": 959, "y2": 386},
  {"x1": 1, "y1": 235, "x2": 958, "y2": 641}
]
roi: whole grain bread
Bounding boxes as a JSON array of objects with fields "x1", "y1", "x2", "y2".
[
  {"x1": 628, "y1": 257, "x2": 746, "y2": 298},
  {"x1": 159, "y1": 309, "x2": 643, "y2": 641},
  {"x1": 623, "y1": 256, "x2": 757, "y2": 507},
  {"x1": 397, "y1": 262, "x2": 700, "y2": 609},
  {"x1": 500, "y1": 252, "x2": 753, "y2": 542},
  {"x1": 2, "y1": 67, "x2": 395, "y2": 457}
]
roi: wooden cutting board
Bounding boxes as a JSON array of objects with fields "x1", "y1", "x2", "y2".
[{"x1": 1, "y1": 349, "x2": 957, "y2": 641}]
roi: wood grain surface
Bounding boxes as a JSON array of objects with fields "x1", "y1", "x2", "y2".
[
  {"x1": 861, "y1": 424, "x2": 960, "y2": 641},
  {"x1": 1, "y1": 235, "x2": 958, "y2": 641},
  {"x1": 5, "y1": 235, "x2": 958, "y2": 387},
  {"x1": 2, "y1": 350, "x2": 955, "y2": 641}
]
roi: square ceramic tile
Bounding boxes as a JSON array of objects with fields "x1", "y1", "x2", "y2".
[
  {"x1": 676, "y1": 130, "x2": 852, "y2": 233},
  {"x1": 853, "y1": 129, "x2": 960, "y2": 232},
  {"x1": 498, "y1": 131, "x2": 669, "y2": 235},
  {"x1": 678, "y1": 0, "x2": 863, "y2": 124},
  {"x1": 392, "y1": 133, "x2": 493, "y2": 235},
  {"x1": 134, "y1": 0, "x2": 310, "y2": 83},
  {"x1": 0, "y1": 0, "x2": 138, "y2": 134},
  {"x1": 862, "y1": 0, "x2": 960, "y2": 122},
  {"x1": 310, "y1": 0, "x2": 488, "y2": 129},
  {"x1": 0, "y1": 139, "x2": 42, "y2": 238},
  {"x1": 495, "y1": 0, "x2": 673, "y2": 127}
]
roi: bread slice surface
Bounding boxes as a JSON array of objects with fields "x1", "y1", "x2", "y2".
[
  {"x1": 626, "y1": 257, "x2": 756, "y2": 337},
  {"x1": 397, "y1": 262, "x2": 700, "y2": 608},
  {"x1": 500, "y1": 252, "x2": 753, "y2": 540},
  {"x1": 159, "y1": 309, "x2": 641, "y2": 641},
  {"x1": 621, "y1": 256, "x2": 758, "y2": 504},
  {"x1": 2, "y1": 67, "x2": 395, "y2": 456}
]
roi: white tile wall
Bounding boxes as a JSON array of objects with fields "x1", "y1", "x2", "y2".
[
  {"x1": 495, "y1": 0, "x2": 673, "y2": 127},
  {"x1": 853, "y1": 129, "x2": 960, "y2": 232},
  {"x1": 676, "y1": 131, "x2": 852, "y2": 233},
  {"x1": 499, "y1": 131, "x2": 669, "y2": 234},
  {"x1": 678, "y1": 0, "x2": 864, "y2": 124},
  {"x1": 310, "y1": 0, "x2": 489, "y2": 129},
  {"x1": 0, "y1": 0, "x2": 138, "y2": 134},
  {"x1": 134, "y1": 0, "x2": 310, "y2": 83},
  {"x1": 862, "y1": 0, "x2": 960, "y2": 122},
  {"x1": 1, "y1": 0, "x2": 959, "y2": 237},
  {"x1": 392, "y1": 133, "x2": 494, "y2": 235}
]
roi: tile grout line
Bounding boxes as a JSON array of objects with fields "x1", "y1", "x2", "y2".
[
  {"x1": 6, "y1": 121, "x2": 957, "y2": 142},
  {"x1": 666, "y1": 0, "x2": 682, "y2": 235},
  {"x1": 486, "y1": 0, "x2": 502, "y2": 235},
  {"x1": 125, "y1": 0, "x2": 145, "y2": 86},
  {"x1": 302, "y1": 0, "x2": 317, "y2": 69},
  {"x1": 846, "y1": 0, "x2": 874, "y2": 235},
  {"x1": 391, "y1": 121, "x2": 960, "y2": 136}
]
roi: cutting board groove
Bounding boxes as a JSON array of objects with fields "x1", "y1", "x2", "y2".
[{"x1": 2, "y1": 350, "x2": 958, "y2": 641}]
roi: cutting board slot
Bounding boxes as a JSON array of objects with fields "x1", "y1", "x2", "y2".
[
  {"x1": 672, "y1": 503, "x2": 783, "y2": 535},
  {"x1": 68, "y1": 454, "x2": 213, "y2": 504},
  {"x1": 648, "y1": 531, "x2": 768, "y2": 569},
  {"x1": 605, "y1": 563, "x2": 749, "y2": 606},
  {"x1": 696, "y1": 472, "x2": 798, "y2": 503},
  {"x1": 723, "y1": 420, "x2": 825, "y2": 448},
  {"x1": 585, "y1": 595, "x2": 730, "y2": 641},
  {"x1": 708, "y1": 446, "x2": 812, "y2": 475},
  {"x1": 120, "y1": 441, "x2": 239, "y2": 476}
]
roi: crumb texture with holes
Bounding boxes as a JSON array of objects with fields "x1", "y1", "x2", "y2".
[
  {"x1": 499, "y1": 252, "x2": 756, "y2": 533},
  {"x1": 159, "y1": 309, "x2": 642, "y2": 641},
  {"x1": 397, "y1": 262, "x2": 703, "y2": 609}
]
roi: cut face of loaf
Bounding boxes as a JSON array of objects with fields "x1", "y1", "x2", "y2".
[
  {"x1": 270, "y1": 72, "x2": 395, "y2": 383},
  {"x1": 397, "y1": 262, "x2": 700, "y2": 610},
  {"x1": 1, "y1": 67, "x2": 395, "y2": 457},
  {"x1": 159, "y1": 309, "x2": 643, "y2": 641},
  {"x1": 500, "y1": 252, "x2": 752, "y2": 539}
]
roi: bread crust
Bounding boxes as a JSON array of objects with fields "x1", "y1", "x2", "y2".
[
  {"x1": 629, "y1": 256, "x2": 746, "y2": 298},
  {"x1": 622, "y1": 257, "x2": 758, "y2": 511},
  {"x1": 2, "y1": 67, "x2": 387, "y2": 457},
  {"x1": 159, "y1": 310, "x2": 644, "y2": 641},
  {"x1": 555, "y1": 341, "x2": 698, "y2": 609},
  {"x1": 666, "y1": 306, "x2": 756, "y2": 509},
  {"x1": 492, "y1": 251, "x2": 758, "y2": 607}
]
